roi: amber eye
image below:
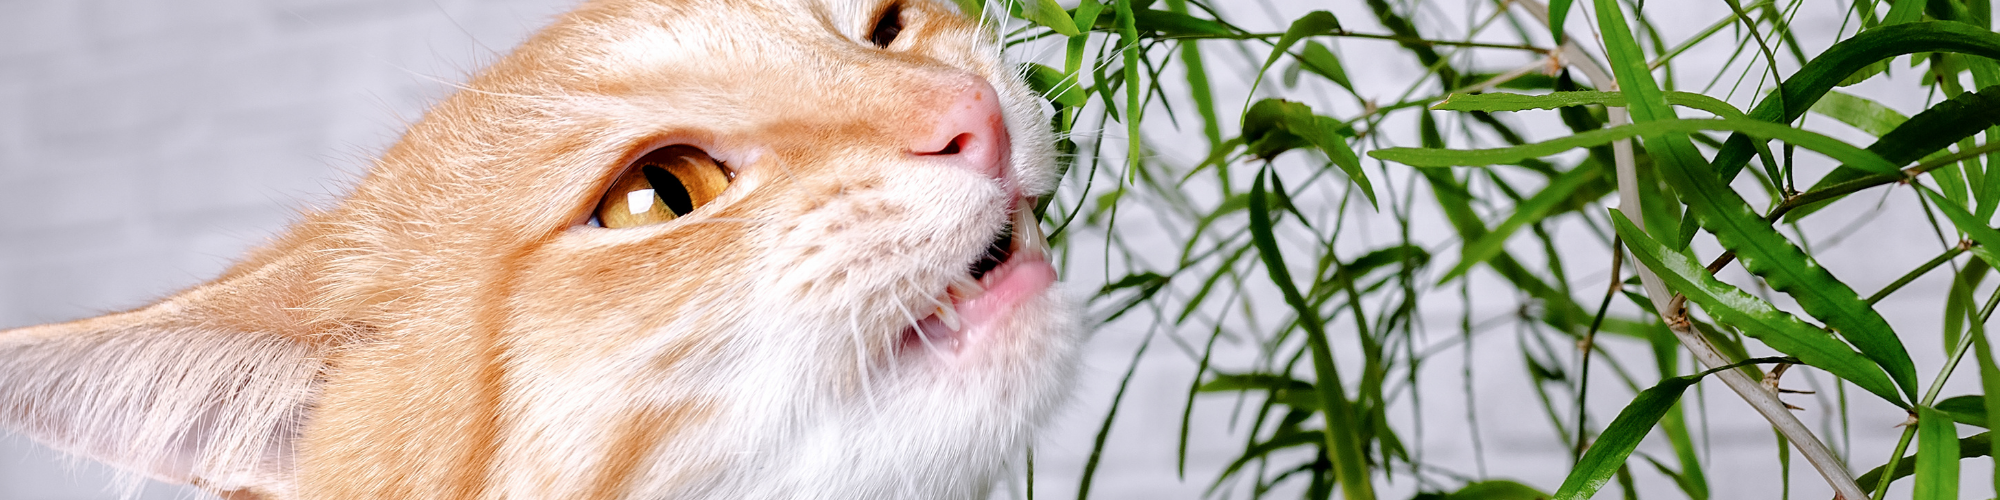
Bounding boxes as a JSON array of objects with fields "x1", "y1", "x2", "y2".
[
  {"x1": 869, "y1": 3, "x2": 904, "y2": 48},
  {"x1": 593, "y1": 146, "x2": 730, "y2": 229}
]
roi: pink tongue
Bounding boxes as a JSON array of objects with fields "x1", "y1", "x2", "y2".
[{"x1": 960, "y1": 258, "x2": 1056, "y2": 329}]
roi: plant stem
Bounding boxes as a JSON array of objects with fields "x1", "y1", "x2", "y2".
[
  {"x1": 1513, "y1": 0, "x2": 1868, "y2": 497},
  {"x1": 1868, "y1": 425, "x2": 1917, "y2": 500},
  {"x1": 1864, "y1": 246, "x2": 1969, "y2": 306},
  {"x1": 1868, "y1": 255, "x2": 2000, "y2": 499},
  {"x1": 1688, "y1": 143, "x2": 2000, "y2": 276},
  {"x1": 1575, "y1": 239, "x2": 1626, "y2": 461},
  {"x1": 1167, "y1": 31, "x2": 1552, "y2": 54}
]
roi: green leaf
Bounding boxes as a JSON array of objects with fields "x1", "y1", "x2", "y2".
[
  {"x1": 1592, "y1": 0, "x2": 1921, "y2": 403},
  {"x1": 1787, "y1": 84, "x2": 2000, "y2": 222},
  {"x1": 1114, "y1": 0, "x2": 1142, "y2": 185},
  {"x1": 1552, "y1": 374, "x2": 1700, "y2": 500},
  {"x1": 1708, "y1": 22, "x2": 2000, "y2": 183},
  {"x1": 1809, "y1": 90, "x2": 1910, "y2": 136},
  {"x1": 1161, "y1": 0, "x2": 1221, "y2": 148},
  {"x1": 1917, "y1": 186, "x2": 2000, "y2": 267},
  {"x1": 1418, "y1": 168, "x2": 1591, "y2": 331},
  {"x1": 1856, "y1": 432, "x2": 1991, "y2": 492},
  {"x1": 1421, "y1": 480, "x2": 1550, "y2": 500},
  {"x1": 1196, "y1": 373, "x2": 1319, "y2": 410},
  {"x1": 1609, "y1": 211, "x2": 1907, "y2": 405},
  {"x1": 1439, "y1": 163, "x2": 1600, "y2": 283},
  {"x1": 1968, "y1": 328, "x2": 2000, "y2": 492},
  {"x1": 1243, "y1": 99, "x2": 1375, "y2": 206},
  {"x1": 1015, "y1": 0, "x2": 1079, "y2": 36},
  {"x1": 1095, "y1": 271, "x2": 1170, "y2": 294},
  {"x1": 1246, "y1": 11, "x2": 1341, "y2": 110},
  {"x1": 1431, "y1": 90, "x2": 1780, "y2": 181},
  {"x1": 1209, "y1": 429, "x2": 1325, "y2": 492},
  {"x1": 1129, "y1": 9, "x2": 1233, "y2": 37},
  {"x1": 1547, "y1": 0, "x2": 1575, "y2": 44},
  {"x1": 1370, "y1": 117, "x2": 1897, "y2": 175},
  {"x1": 950, "y1": 0, "x2": 984, "y2": 17},
  {"x1": 1296, "y1": 41, "x2": 1354, "y2": 91},
  {"x1": 1938, "y1": 395, "x2": 1990, "y2": 428},
  {"x1": 1975, "y1": 311, "x2": 2000, "y2": 494},
  {"x1": 1881, "y1": 0, "x2": 1925, "y2": 26},
  {"x1": 1914, "y1": 406, "x2": 1962, "y2": 500},
  {"x1": 1246, "y1": 169, "x2": 1375, "y2": 500},
  {"x1": 1023, "y1": 63, "x2": 1086, "y2": 108},
  {"x1": 1432, "y1": 90, "x2": 1749, "y2": 119},
  {"x1": 1244, "y1": 99, "x2": 1314, "y2": 159},
  {"x1": 1196, "y1": 372, "x2": 1311, "y2": 392}
]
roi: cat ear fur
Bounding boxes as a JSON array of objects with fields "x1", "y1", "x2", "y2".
[{"x1": 0, "y1": 251, "x2": 339, "y2": 497}]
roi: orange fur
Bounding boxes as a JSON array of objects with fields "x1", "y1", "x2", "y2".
[{"x1": 1, "y1": 0, "x2": 1079, "y2": 498}]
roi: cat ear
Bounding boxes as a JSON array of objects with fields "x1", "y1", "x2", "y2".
[{"x1": 0, "y1": 251, "x2": 337, "y2": 497}]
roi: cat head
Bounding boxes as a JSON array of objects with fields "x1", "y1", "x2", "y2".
[{"x1": 0, "y1": 0, "x2": 1081, "y2": 498}]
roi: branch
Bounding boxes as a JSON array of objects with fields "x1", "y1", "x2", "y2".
[{"x1": 1509, "y1": 1, "x2": 1867, "y2": 498}]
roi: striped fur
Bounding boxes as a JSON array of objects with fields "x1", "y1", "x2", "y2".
[{"x1": 0, "y1": 0, "x2": 1080, "y2": 498}]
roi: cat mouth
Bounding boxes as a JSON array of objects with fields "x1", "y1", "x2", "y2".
[{"x1": 901, "y1": 197, "x2": 1056, "y2": 357}]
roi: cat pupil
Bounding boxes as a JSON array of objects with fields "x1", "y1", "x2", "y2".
[
  {"x1": 642, "y1": 164, "x2": 697, "y2": 215},
  {"x1": 869, "y1": 4, "x2": 903, "y2": 48}
]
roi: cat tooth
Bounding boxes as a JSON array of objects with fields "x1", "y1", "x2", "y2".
[
  {"x1": 934, "y1": 303, "x2": 963, "y2": 332},
  {"x1": 948, "y1": 277, "x2": 985, "y2": 300},
  {"x1": 1012, "y1": 200, "x2": 1048, "y2": 259}
]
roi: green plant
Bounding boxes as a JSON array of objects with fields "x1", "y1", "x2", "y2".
[{"x1": 984, "y1": 0, "x2": 2000, "y2": 498}]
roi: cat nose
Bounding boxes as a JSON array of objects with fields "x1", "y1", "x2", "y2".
[{"x1": 911, "y1": 79, "x2": 1009, "y2": 179}]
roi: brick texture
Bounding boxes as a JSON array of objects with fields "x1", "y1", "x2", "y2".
[{"x1": 0, "y1": 1, "x2": 575, "y2": 498}]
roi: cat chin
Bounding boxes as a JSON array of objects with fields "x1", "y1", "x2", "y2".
[{"x1": 665, "y1": 290, "x2": 1080, "y2": 500}]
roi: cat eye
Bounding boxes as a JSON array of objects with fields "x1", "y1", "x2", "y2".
[
  {"x1": 868, "y1": 3, "x2": 904, "y2": 48},
  {"x1": 593, "y1": 146, "x2": 730, "y2": 229}
]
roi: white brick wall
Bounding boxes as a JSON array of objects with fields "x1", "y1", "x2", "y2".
[
  {"x1": 4, "y1": 1, "x2": 1984, "y2": 499},
  {"x1": 0, "y1": 1, "x2": 576, "y2": 497}
]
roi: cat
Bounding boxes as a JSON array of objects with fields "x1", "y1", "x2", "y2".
[{"x1": 0, "y1": 0, "x2": 1082, "y2": 498}]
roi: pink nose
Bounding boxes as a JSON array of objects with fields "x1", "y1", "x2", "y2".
[{"x1": 912, "y1": 78, "x2": 1010, "y2": 179}]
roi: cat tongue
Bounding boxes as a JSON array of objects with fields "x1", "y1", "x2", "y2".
[
  {"x1": 914, "y1": 199, "x2": 1056, "y2": 353},
  {"x1": 958, "y1": 201, "x2": 1054, "y2": 329},
  {"x1": 958, "y1": 257, "x2": 1054, "y2": 329}
]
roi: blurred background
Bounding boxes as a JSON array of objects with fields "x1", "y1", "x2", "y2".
[{"x1": 1, "y1": 0, "x2": 1992, "y2": 499}]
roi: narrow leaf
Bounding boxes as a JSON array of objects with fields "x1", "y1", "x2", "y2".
[
  {"x1": 1247, "y1": 170, "x2": 1375, "y2": 500},
  {"x1": 1610, "y1": 211, "x2": 1906, "y2": 405},
  {"x1": 1246, "y1": 11, "x2": 1341, "y2": 110},
  {"x1": 1016, "y1": 0, "x2": 1079, "y2": 36},
  {"x1": 1976, "y1": 306, "x2": 2000, "y2": 494},
  {"x1": 1547, "y1": 0, "x2": 1575, "y2": 44},
  {"x1": 1024, "y1": 63, "x2": 1086, "y2": 108},
  {"x1": 1432, "y1": 90, "x2": 1748, "y2": 119},
  {"x1": 1809, "y1": 90, "x2": 1910, "y2": 136},
  {"x1": 1914, "y1": 406, "x2": 1961, "y2": 500},
  {"x1": 1440, "y1": 164, "x2": 1599, "y2": 283},
  {"x1": 1434, "y1": 480, "x2": 1549, "y2": 500},
  {"x1": 1937, "y1": 395, "x2": 1990, "y2": 428},
  {"x1": 1593, "y1": 0, "x2": 1921, "y2": 402},
  {"x1": 1296, "y1": 41, "x2": 1354, "y2": 92},
  {"x1": 1708, "y1": 22, "x2": 2000, "y2": 182},
  {"x1": 1856, "y1": 432, "x2": 1992, "y2": 491},
  {"x1": 1552, "y1": 375, "x2": 1699, "y2": 500},
  {"x1": 1788, "y1": 84, "x2": 2000, "y2": 222},
  {"x1": 1129, "y1": 9, "x2": 1233, "y2": 37},
  {"x1": 1918, "y1": 186, "x2": 2000, "y2": 268},
  {"x1": 1370, "y1": 117, "x2": 1897, "y2": 175}
]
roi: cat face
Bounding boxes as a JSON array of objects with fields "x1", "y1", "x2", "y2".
[{"x1": 0, "y1": 0, "x2": 1080, "y2": 498}]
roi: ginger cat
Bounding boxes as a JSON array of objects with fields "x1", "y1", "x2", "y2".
[{"x1": 0, "y1": 0, "x2": 1081, "y2": 498}]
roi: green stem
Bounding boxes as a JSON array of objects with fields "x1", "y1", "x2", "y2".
[
  {"x1": 1164, "y1": 30, "x2": 1551, "y2": 53},
  {"x1": 1863, "y1": 246, "x2": 1969, "y2": 306},
  {"x1": 1870, "y1": 426, "x2": 1918, "y2": 500},
  {"x1": 1868, "y1": 256, "x2": 2000, "y2": 499},
  {"x1": 1769, "y1": 142, "x2": 2000, "y2": 222}
]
